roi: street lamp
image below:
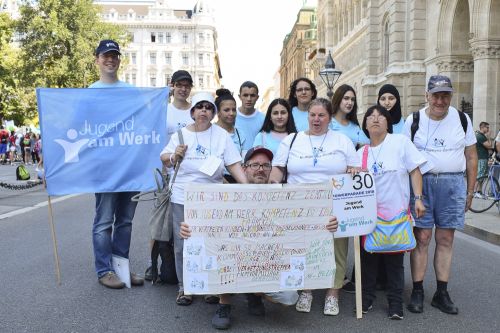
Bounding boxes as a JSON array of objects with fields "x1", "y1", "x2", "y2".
[{"x1": 319, "y1": 51, "x2": 342, "y2": 99}]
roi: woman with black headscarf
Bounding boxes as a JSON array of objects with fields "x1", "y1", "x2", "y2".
[{"x1": 377, "y1": 84, "x2": 404, "y2": 134}]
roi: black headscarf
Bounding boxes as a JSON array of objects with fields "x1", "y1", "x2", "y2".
[{"x1": 377, "y1": 84, "x2": 401, "y2": 124}]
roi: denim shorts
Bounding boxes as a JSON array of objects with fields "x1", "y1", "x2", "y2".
[{"x1": 410, "y1": 173, "x2": 466, "y2": 230}]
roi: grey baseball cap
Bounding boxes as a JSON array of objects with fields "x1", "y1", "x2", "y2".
[{"x1": 427, "y1": 75, "x2": 453, "y2": 94}]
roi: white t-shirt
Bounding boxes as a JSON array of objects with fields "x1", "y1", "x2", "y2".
[
  {"x1": 166, "y1": 103, "x2": 194, "y2": 145},
  {"x1": 160, "y1": 125, "x2": 241, "y2": 204},
  {"x1": 357, "y1": 134, "x2": 426, "y2": 218},
  {"x1": 403, "y1": 106, "x2": 476, "y2": 173},
  {"x1": 273, "y1": 130, "x2": 360, "y2": 184}
]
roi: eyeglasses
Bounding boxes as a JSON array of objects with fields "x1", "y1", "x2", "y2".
[
  {"x1": 194, "y1": 102, "x2": 215, "y2": 111},
  {"x1": 296, "y1": 87, "x2": 312, "y2": 93},
  {"x1": 245, "y1": 163, "x2": 272, "y2": 171}
]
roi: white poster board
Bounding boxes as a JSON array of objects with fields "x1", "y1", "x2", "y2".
[
  {"x1": 331, "y1": 172, "x2": 378, "y2": 238},
  {"x1": 183, "y1": 183, "x2": 335, "y2": 295}
]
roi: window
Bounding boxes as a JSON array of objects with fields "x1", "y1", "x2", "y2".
[
  {"x1": 158, "y1": 32, "x2": 164, "y2": 44},
  {"x1": 183, "y1": 32, "x2": 189, "y2": 44},
  {"x1": 165, "y1": 73, "x2": 171, "y2": 85},
  {"x1": 131, "y1": 73, "x2": 137, "y2": 85},
  {"x1": 198, "y1": 77, "x2": 204, "y2": 88},
  {"x1": 150, "y1": 74, "x2": 157, "y2": 87},
  {"x1": 164, "y1": 52, "x2": 171, "y2": 65},
  {"x1": 165, "y1": 32, "x2": 171, "y2": 43},
  {"x1": 151, "y1": 32, "x2": 156, "y2": 43},
  {"x1": 182, "y1": 53, "x2": 189, "y2": 65},
  {"x1": 383, "y1": 20, "x2": 389, "y2": 69},
  {"x1": 198, "y1": 32, "x2": 204, "y2": 43},
  {"x1": 198, "y1": 53, "x2": 204, "y2": 65},
  {"x1": 150, "y1": 52, "x2": 157, "y2": 65},
  {"x1": 131, "y1": 52, "x2": 136, "y2": 65}
]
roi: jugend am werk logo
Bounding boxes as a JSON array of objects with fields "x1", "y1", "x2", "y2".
[{"x1": 55, "y1": 117, "x2": 160, "y2": 163}]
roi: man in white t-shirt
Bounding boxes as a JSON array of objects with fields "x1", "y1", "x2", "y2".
[
  {"x1": 236, "y1": 81, "x2": 265, "y2": 154},
  {"x1": 403, "y1": 75, "x2": 477, "y2": 315},
  {"x1": 166, "y1": 70, "x2": 194, "y2": 145}
]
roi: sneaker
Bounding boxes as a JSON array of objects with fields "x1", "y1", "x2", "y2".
[
  {"x1": 323, "y1": 296, "x2": 339, "y2": 316},
  {"x1": 130, "y1": 272, "x2": 144, "y2": 286},
  {"x1": 247, "y1": 294, "x2": 265, "y2": 316},
  {"x1": 144, "y1": 266, "x2": 153, "y2": 281},
  {"x1": 362, "y1": 300, "x2": 373, "y2": 314},
  {"x1": 407, "y1": 289, "x2": 424, "y2": 313},
  {"x1": 295, "y1": 291, "x2": 313, "y2": 313},
  {"x1": 388, "y1": 302, "x2": 404, "y2": 320},
  {"x1": 342, "y1": 280, "x2": 355, "y2": 294},
  {"x1": 98, "y1": 272, "x2": 125, "y2": 289},
  {"x1": 212, "y1": 304, "x2": 231, "y2": 330},
  {"x1": 431, "y1": 290, "x2": 458, "y2": 314}
]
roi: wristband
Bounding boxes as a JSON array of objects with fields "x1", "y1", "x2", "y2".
[
  {"x1": 466, "y1": 191, "x2": 474, "y2": 197},
  {"x1": 169, "y1": 154, "x2": 175, "y2": 165},
  {"x1": 414, "y1": 195, "x2": 423, "y2": 201}
]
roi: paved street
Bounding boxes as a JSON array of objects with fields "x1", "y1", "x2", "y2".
[{"x1": 1, "y1": 167, "x2": 500, "y2": 332}]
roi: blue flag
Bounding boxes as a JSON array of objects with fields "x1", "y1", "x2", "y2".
[{"x1": 37, "y1": 87, "x2": 169, "y2": 196}]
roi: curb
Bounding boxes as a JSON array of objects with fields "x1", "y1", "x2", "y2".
[{"x1": 463, "y1": 223, "x2": 500, "y2": 247}]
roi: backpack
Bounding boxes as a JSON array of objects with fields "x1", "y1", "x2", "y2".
[
  {"x1": 410, "y1": 109, "x2": 468, "y2": 142},
  {"x1": 16, "y1": 165, "x2": 30, "y2": 180}
]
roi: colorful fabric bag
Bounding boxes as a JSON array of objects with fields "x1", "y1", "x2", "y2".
[{"x1": 361, "y1": 145, "x2": 416, "y2": 253}]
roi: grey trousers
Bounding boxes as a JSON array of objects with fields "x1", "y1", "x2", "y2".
[{"x1": 171, "y1": 202, "x2": 185, "y2": 292}]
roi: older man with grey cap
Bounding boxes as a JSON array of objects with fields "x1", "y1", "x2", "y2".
[{"x1": 403, "y1": 75, "x2": 477, "y2": 315}]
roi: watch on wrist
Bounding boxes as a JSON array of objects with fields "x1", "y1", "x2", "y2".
[{"x1": 414, "y1": 195, "x2": 423, "y2": 201}]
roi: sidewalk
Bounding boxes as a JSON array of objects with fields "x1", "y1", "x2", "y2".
[{"x1": 1, "y1": 163, "x2": 499, "y2": 245}]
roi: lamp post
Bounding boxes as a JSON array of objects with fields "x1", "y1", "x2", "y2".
[{"x1": 319, "y1": 51, "x2": 342, "y2": 99}]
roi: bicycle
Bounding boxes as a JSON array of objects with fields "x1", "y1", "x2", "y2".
[{"x1": 470, "y1": 163, "x2": 500, "y2": 213}]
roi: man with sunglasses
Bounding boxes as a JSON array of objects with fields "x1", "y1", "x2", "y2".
[{"x1": 89, "y1": 40, "x2": 144, "y2": 289}]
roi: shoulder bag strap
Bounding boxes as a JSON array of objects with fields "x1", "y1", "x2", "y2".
[
  {"x1": 234, "y1": 128, "x2": 242, "y2": 154},
  {"x1": 361, "y1": 145, "x2": 369, "y2": 170},
  {"x1": 282, "y1": 132, "x2": 298, "y2": 183}
]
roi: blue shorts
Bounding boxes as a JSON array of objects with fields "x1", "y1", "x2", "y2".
[
  {"x1": 410, "y1": 173, "x2": 466, "y2": 230},
  {"x1": 0, "y1": 143, "x2": 7, "y2": 154}
]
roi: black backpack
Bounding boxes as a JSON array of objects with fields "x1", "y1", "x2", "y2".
[
  {"x1": 150, "y1": 240, "x2": 178, "y2": 284},
  {"x1": 410, "y1": 109, "x2": 468, "y2": 142}
]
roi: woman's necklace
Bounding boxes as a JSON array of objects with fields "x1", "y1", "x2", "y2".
[
  {"x1": 370, "y1": 138, "x2": 385, "y2": 174},
  {"x1": 194, "y1": 124, "x2": 212, "y2": 156},
  {"x1": 309, "y1": 130, "x2": 328, "y2": 167}
]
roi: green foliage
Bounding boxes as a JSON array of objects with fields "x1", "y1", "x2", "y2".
[{"x1": 0, "y1": 0, "x2": 128, "y2": 125}]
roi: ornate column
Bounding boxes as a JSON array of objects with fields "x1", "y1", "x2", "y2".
[{"x1": 470, "y1": 39, "x2": 500, "y2": 131}]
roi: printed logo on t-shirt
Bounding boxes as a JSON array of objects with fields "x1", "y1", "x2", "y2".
[
  {"x1": 196, "y1": 144, "x2": 209, "y2": 156},
  {"x1": 433, "y1": 138, "x2": 445, "y2": 147},
  {"x1": 177, "y1": 122, "x2": 188, "y2": 130},
  {"x1": 371, "y1": 161, "x2": 384, "y2": 175}
]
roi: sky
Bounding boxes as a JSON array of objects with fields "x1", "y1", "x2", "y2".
[{"x1": 171, "y1": 0, "x2": 316, "y2": 94}]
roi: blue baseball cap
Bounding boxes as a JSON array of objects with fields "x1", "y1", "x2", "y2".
[
  {"x1": 427, "y1": 75, "x2": 453, "y2": 94},
  {"x1": 95, "y1": 40, "x2": 121, "y2": 56}
]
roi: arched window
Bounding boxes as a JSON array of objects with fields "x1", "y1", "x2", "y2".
[{"x1": 382, "y1": 20, "x2": 390, "y2": 70}]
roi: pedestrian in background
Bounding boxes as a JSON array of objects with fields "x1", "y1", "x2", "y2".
[
  {"x1": 377, "y1": 84, "x2": 405, "y2": 134},
  {"x1": 236, "y1": 81, "x2": 264, "y2": 155}
]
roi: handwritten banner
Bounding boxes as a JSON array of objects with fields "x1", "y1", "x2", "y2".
[
  {"x1": 331, "y1": 172, "x2": 377, "y2": 238},
  {"x1": 183, "y1": 183, "x2": 336, "y2": 295}
]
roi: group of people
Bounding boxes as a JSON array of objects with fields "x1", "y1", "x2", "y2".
[
  {"x1": 88, "y1": 40, "x2": 478, "y2": 330},
  {"x1": 0, "y1": 127, "x2": 41, "y2": 165}
]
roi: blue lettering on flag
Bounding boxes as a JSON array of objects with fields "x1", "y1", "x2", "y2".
[{"x1": 37, "y1": 87, "x2": 169, "y2": 195}]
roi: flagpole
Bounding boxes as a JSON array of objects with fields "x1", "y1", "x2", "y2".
[{"x1": 47, "y1": 195, "x2": 62, "y2": 285}]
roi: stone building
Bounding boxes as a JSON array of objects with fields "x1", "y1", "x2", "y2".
[
  {"x1": 279, "y1": 3, "x2": 318, "y2": 99},
  {"x1": 95, "y1": 0, "x2": 221, "y2": 92},
  {"x1": 298, "y1": 0, "x2": 500, "y2": 132}
]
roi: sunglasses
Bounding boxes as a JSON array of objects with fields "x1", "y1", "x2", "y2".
[{"x1": 194, "y1": 102, "x2": 215, "y2": 111}]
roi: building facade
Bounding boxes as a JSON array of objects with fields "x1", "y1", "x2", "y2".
[
  {"x1": 295, "y1": 0, "x2": 500, "y2": 132},
  {"x1": 95, "y1": 0, "x2": 221, "y2": 92},
  {"x1": 279, "y1": 4, "x2": 318, "y2": 99}
]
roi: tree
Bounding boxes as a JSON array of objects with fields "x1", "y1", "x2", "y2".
[{"x1": 17, "y1": 0, "x2": 128, "y2": 88}]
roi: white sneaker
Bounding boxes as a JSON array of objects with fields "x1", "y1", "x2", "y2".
[
  {"x1": 324, "y1": 295, "x2": 339, "y2": 315},
  {"x1": 295, "y1": 291, "x2": 313, "y2": 313}
]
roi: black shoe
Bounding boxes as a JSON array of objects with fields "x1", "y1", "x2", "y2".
[
  {"x1": 342, "y1": 280, "x2": 356, "y2": 293},
  {"x1": 247, "y1": 294, "x2": 265, "y2": 316},
  {"x1": 362, "y1": 302, "x2": 373, "y2": 314},
  {"x1": 388, "y1": 302, "x2": 404, "y2": 320},
  {"x1": 144, "y1": 266, "x2": 153, "y2": 281},
  {"x1": 407, "y1": 289, "x2": 424, "y2": 313},
  {"x1": 431, "y1": 290, "x2": 458, "y2": 315},
  {"x1": 212, "y1": 304, "x2": 231, "y2": 330}
]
